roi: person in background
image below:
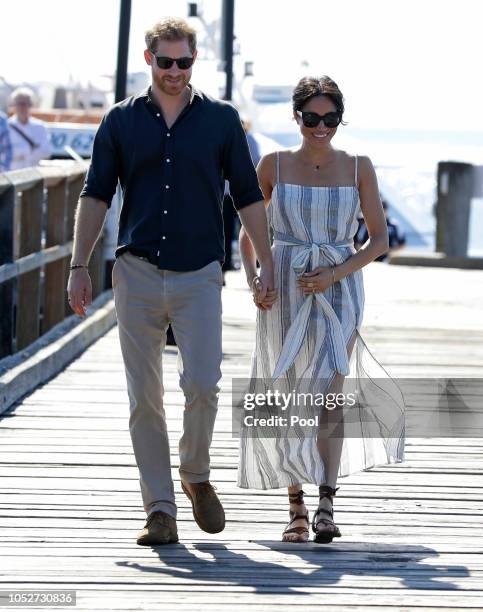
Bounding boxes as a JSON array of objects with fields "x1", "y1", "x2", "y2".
[
  {"x1": 222, "y1": 117, "x2": 261, "y2": 276},
  {"x1": 354, "y1": 199, "x2": 406, "y2": 261},
  {"x1": 0, "y1": 110, "x2": 12, "y2": 172},
  {"x1": 8, "y1": 87, "x2": 52, "y2": 170},
  {"x1": 222, "y1": 181, "x2": 236, "y2": 274},
  {"x1": 242, "y1": 117, "x2": 261, "y2": 168}
]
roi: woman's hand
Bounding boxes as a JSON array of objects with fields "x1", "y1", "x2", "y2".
[
  {"x1": 251, "y1": 276, "x2": 277, "y2": 310},
  {"x1": 297, "y1": 266, "x2": 337, "y2": 295}
]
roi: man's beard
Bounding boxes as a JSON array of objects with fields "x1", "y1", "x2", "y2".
[{"x1": 153, "y1": 72, "x2": 189, "y2": 96}]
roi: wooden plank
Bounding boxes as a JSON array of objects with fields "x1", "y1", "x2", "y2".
[
  {"x1": 0, "y1": 499, "x2": 482, "y2": 514},
  {"x1": 0, "y1": 243, "x2": 73, "y2": 284},
  {"x1": 1, "y1": 586, "x2": 483, "y2": 608}
]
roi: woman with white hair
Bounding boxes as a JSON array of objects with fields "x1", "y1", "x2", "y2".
[{"x1": 8, "y1": 87, "x2": 51, "y2": 170}]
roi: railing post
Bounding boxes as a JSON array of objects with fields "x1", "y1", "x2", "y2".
[
  {"x1": 0, "y1": 175, "x2": 15, "y2": 358},
  {"x1": 43, "y1": 176, "x2": 68, "y2": 333},
  {"x1": 436, "y1": 162, "x2": 473, "y2": 257},
  {"x1": 16, "y1": 179, "x2": 44, "y2": 350}
]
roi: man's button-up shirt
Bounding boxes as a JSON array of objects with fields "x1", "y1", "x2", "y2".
[{"x1": 80, "y1": 85, "x2": 263, "y2": 271}]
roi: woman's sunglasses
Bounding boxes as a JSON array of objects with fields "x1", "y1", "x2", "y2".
[
  {"x1": 296, "y1": 110, "x2": 341, "y2": 129},
  {"x1": 152, "y1": 54, "x2": 194, "y2": 70}
]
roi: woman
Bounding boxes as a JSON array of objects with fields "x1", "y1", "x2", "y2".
[{"x1": 238, "y1": 76, "x2": 405, "y2": 544}]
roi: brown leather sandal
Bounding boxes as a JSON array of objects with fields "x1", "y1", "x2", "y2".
[
  {"x1": 282, "y1": 489, "x2": 310, "y2": 543},
  {"x1": 312, "y1": 485, "x2": 342, "y2": 544}
]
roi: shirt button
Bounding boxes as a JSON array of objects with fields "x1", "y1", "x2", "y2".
[
  {"x1": 162, "y1": 236, "x2": 166, "y2": 240},
  {"x1": 156, "y1": 113, "x2": 160, "y2": 117},
  {"x1": 163, "y1": 210, "x2": 168, "y2": 214},
  {"x1": 166, "y1": 158, "x2": 171, "y2": 163},
  {"x1": 167, "y1": 132, "x2": 171, "y2": 137},
  {"x1": 165, "y1": 185, "x2": 170, "y2": 189}
]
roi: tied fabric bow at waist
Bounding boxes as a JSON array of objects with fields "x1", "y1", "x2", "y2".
[{"x1": 271, "y1": 234, "x2": 354, "y2": 379}]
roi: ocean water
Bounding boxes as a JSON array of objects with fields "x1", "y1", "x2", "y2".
[{"x1": 256, "y1": 124, "x2": 483, "y2": 255}]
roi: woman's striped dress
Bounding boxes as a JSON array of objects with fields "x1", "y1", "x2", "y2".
[{"x1": 237, "y1": 152, "x2": 405, "y2": 490}]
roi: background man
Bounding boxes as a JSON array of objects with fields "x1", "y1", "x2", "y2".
[
  {"x1": 222, "y1": 117, "x2": 261, "y2": 276},
  {"x1": 67, "y1": 17, "x2": 274, "y2": 546},
  {"x1": 8, "y1": 87, "x2": 51, "y2": 170}
]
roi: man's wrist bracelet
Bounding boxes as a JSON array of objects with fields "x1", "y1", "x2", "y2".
[{"x1": 70, "y1": 264, "x2": 88, "y2": 270}]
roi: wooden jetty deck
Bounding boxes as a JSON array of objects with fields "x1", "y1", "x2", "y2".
[{"x1": 1, "y1": 263, "x2": 483, "y2": 611}]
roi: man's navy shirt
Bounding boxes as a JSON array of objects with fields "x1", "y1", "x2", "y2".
[{"x1": 80, "y1": 85, "x2": 263, "y2": 271}]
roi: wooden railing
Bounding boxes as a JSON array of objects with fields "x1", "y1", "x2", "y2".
[{"x1": 0, "y1": 164, "x2": 104, "y2": 358}]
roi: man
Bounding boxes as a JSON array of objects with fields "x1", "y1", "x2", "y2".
[
  {"x1": 8, "y1": 87, "x2": 51, "y2": 170},
  {"x1": 0, "y1": 110, "x2": 12, "y2": 172},
  {"x1": 67, "y1": 17, "x2": 274, "y2": 546}
]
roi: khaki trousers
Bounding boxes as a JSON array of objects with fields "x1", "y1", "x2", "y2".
[{"x1": 112, "y1": 252, "x2": 223, "y2": 519}]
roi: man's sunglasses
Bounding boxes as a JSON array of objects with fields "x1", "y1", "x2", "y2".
[
  {"x1": 296, "y1": 110, "x2": 341, "y2": 129},
  {"x1": 152, "y1": 54, "x2": 194, "y2": 70}
]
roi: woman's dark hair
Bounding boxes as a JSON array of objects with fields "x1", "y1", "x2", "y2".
[{"x1": 292, "y1": 75, "x2": 347, "y2": 125}]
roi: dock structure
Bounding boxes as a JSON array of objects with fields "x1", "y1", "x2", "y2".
[{"x1": 1, "y1": 263, "x2": 483, "y2": 610}]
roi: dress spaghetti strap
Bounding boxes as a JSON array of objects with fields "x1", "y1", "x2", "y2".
[{"x1": 354, "y1": 155, "x2": 358, "y2": 187}]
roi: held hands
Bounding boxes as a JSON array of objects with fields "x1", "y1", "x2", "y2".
[
  {"x1": 67, "y1": 268, "x2": 92, "y2": 317},
  {"x1": 251, "y1": 265, "x2": 277, "y2": 310},
  {"x1": 297, "y1": 266, "x2": 337, "y2": 295}
]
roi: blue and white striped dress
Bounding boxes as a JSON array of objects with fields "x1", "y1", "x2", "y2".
[{"x1": 237, "y1": 152, "x2": 405, "y2": 490}]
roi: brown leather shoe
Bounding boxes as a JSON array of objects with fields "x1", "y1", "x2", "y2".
[
  {"x1": 136, "y1": 510, "x2": 178, "y2": 546},
  {"x1": 181, "y1": 480, "x2": 225, "y2": 534}
]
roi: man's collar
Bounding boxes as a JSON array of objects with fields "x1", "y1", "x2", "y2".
[
  {"x1": 134, "y1": 86, "x2": 150, "y2": 101},
  {"x1": 188, "y1": 84, "x2": 203, "y2": 103},
  {"x1": 138, "y1": 84, "x2": 203, "y2": 105}
]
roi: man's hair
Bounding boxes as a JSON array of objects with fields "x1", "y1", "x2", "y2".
[
  {"x1": 145, "y1": 17, "x2": 197, "y2": 55},
  {"x1": 10, "y1": 86, "x2": 35, "y2": 105}
]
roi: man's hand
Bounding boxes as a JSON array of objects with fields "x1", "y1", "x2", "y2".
[
  {"x1": 67, "y1": 196, "x2": 108, "y2": 316},
  {"x1": 252, "y1": 264, "x2": 277, "y2": 310},
  {"x1": 238, "y1": 201, "x2": 276, "y2": 310},
  {"x1": 67, "y1": 268, "x2": 92, "y2": 317}
]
